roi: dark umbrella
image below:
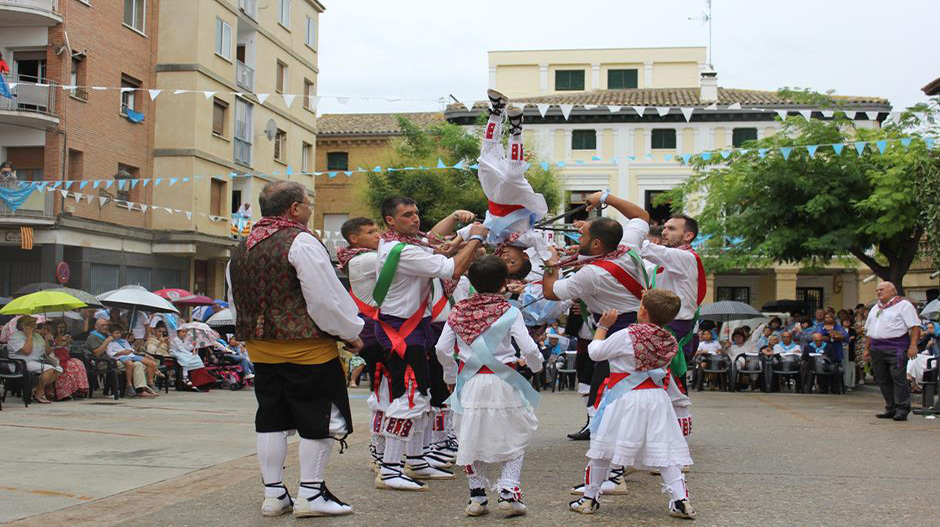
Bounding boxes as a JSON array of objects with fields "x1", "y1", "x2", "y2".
[
  {"x1": 699, "y1": 301, "x2": 764, "y2": 323},
  {"x1": 0, "y1": 296, "x2": 12, "y2": 307},
  {"x1": 13, "y1": 282, "x2": 61, "y2": 296},
  {"x1": 761, "y1": 299, "x2": 812, "y2": 313},
  {"x1": 13, "y1": 283, "x2": 103, "y2": 308}
]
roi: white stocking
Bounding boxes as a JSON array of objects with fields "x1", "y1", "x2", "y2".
[
  {"x1": 257, "y1": 431, "x2": 289, "y2": 495},
  {"x1": 381, "y1": 437, "x2": 406, "y2": 473},
  {"x1": 466, "y1": 461, "x2": 489, "y2": 490},
  {"x1": 498, "y1": 455, "x2": 524, "y2": 491},
  {"x1": 298, "y1": 438, "x2": 332, "y2": 498},
  {"x1": 405, "y1": 416, "x2": 426, "y2": 458},
  {"x1": 430, "y1": 408, "x2": 448, "y2": 445},
  {"x1": 660, "y1": 465, "x2": 688, "y2": 501},
  {"x1": 583, "y1": 458, "x2": 611, "y2": 500}
]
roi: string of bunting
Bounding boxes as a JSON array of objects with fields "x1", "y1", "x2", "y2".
[{"x1": 8, "y1": 135, "x2": 935, "y2": 193}]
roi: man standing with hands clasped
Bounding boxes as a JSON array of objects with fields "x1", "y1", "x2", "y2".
[
  {"x1": 864, "y1": 282, "x2": 921, "y2": 422},
  {"x1": 227, "y1": 181, "x2": 365, "y2": 518}
]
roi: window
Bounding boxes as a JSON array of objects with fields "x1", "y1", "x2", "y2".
[
  {"x1": 644, "y1": 190, "x2": 672, "y2": 225},
  {"x1": 567, "y1": 191, "x2": 602, "y2": 222},
  {"x1": 555, "y1": 70, "x2": 584, "y2": 91},
  {"x1": 234, "y1": 97, "x2": 253, "y2": 166},
  {"x1": 607, "y1": 69, "x2": 638, "y2": 89},
  {"x1": 732, "y1": 128, "x2": 758, "y2": 148},
  {"x1": 115, "y1": 164, "x2": 139, "y2": 202},
  {"x1": 278, "y1": 0, "x2": 291, "y2": 28},
  {"x1": 210, "y1": 179, "x2": 225, "y2": 216},
  {"x1": 571, "y1": 130, "x2": 597, "y2": 150},
  {"x1": 796, "y1": 287, "x2": 824, "y2": 311},
  {"x1": 651, "y1": 129, "x2": 677, "y2": 149},
  {"x1": 68, "y1": 149, "x2": 84, "y2": 181},
  {"x1": 274, "y1": 129, "x2": 287, "y2": 163},
  {"x1": 327, "y1": 152, "x2": 348, "y2": 171},
  {"x1": 123, "y1": 0, "x2": 146, "y2": 33},
  {"x1": 120, "y1": 74, "x2": 140, "y2": 114},
  {"x1": 276, "y1": 61, "x2": 287, "y2": 93},
  {"x1": 126, "y1": 267, "x2": 151, "y2": 289},
  {"x1": 212, "y1": 98, "x2": 228, "y2": 137},
  {"x1": 231, "y1": 189, "x2": 243, "y2": 214},
  {"x1": 70, "y1": 56, "x2": 87, "y2": 101},
  {"x1": 302, "y1": 142, "x2": 312, "y2": 172},
  {"x1": 305, "y1": 16, "x2": 317, "y2": 48},
  {"x1": 215, "y1": 18, "x2": 232, "y2": 60},
  {"x1": 717, "y1": 287, "x2": 751, "y2": 304},
  {"x1": 303, "y1": 79, "x2": 314, "y2": 110},
  {"x1": 90, "y1": 264, "x2": 119, "y2": 295}
]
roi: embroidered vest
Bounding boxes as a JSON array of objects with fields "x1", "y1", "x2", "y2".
[{"x1": 229, "y1": 228, "x2": 322, "y2": 341}]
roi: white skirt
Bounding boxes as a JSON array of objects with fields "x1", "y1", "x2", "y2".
[
  {"x1": 586, "y1": 388, "x2": 693, "y2": 469},
  {"x1": 454, "y1": 374, "x2": 538, "y2": 466}
]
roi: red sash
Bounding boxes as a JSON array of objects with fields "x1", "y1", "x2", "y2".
[
  {"x1": 458, "y1": 361, "x2": 518, "y2": 374},
  {"x1": 349, "y1": 291, "x2": 448, "y2": 360},
  {"x1": 690, "y1": 250, "x2": 707, "y2": 305},
  {"x1": 488, "y1": 200, "x2": 524, "y2": 216},
  {"x1": 372, "y1": 362, "x2": 393, "y2": 403},
  {"x1": 593, "y1": 371, "x2": 668, "y2": 409},
  {"x1": 589, "y1": 260, "x2": 646, "y2": 300}
]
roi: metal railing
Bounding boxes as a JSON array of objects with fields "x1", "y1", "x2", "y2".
[
  {"x1": 0, "y1": 74, "x2": 57, "y2": 116},
  {"x1": 0, "y1": 0, "x2": 59, "y2": 14},
  {"x1": 238, "y1": 0, "x2": 257, "y2": 20},
  {"x1": 235, "y1": 60, "x2": 254, "y2": 92},
  {"x1": 0, "y1": 185, "x2": 55, "y2": 219}
]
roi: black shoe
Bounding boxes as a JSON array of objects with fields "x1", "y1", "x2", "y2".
[
  {"x1": 875, "y1": 411, "x2": 895, "y2": 419},
  {"x1": 507, "y1": 106, "x2": 523, "y2": 136},
  {"x1": 567, "y1": 428, "x2": 590, "y2": 441},
  {"x1": 892, "y1": 413, "x2": 908, "y2": 421}
]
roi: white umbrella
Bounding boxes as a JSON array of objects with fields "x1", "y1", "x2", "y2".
[
  {"x1": 922, "y1": 299, "x2": 940, "y2": 320},
  {"x1": 699, "y1": 301, "x2": 764, "y2": 323},
  {"x1": 206, "y1": 308, "x2": 235, "y2": 329},
  {"x1": 97, "y1": 285, "x2": 180, "y2": 314}
]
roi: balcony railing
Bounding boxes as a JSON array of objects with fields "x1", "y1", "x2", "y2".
[
  {"x1": 0, "y1": 184, "x2": 55, "y2": 220},
  {"x1": 0, "y1": 74, "x2": 57, "y2": 116},
  {"x1": 0, "y1": 0, "x2": 59, "y2": 15},
  {"x1": 235, "y1": 60, "x2": 254, "y2": 92},
  {"x1": 238, "y1": 0, "x2": 257, "y2": 20}
]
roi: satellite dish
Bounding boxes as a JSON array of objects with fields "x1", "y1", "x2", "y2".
[{"x1": 264, "y1": 119, "x2": 277, "y2": 141}]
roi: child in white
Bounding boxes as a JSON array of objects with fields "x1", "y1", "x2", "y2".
[
  {"x1": 435, "y1": 255, "x2": 544, "y2": 517},
  {"x1": 569, "y1": 289, "x2": 695, "y2": 519}
]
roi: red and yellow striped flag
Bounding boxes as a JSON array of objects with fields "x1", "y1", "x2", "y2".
[{"x1": 20, "y1": 226, "x2": 34, "y2": 250}]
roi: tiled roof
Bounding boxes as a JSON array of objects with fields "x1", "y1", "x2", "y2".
[
  {"x1": 449, "y1": 87, "x2": 890, "y2": 111},
  {"x1": 316, "y1": 112, "x2": 444, "y2": 136}
]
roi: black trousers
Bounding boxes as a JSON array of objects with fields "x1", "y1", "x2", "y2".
[{"x1": 870, "y1": 348, "x2": 911, "y2": 415}]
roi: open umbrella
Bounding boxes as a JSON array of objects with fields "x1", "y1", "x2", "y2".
[
  {"x1": 761, "y1": 299, "x2": 812, "y2": 313},
  {"x1": 11, "y1": 283, "x2": 103, "y2": 308},
  {"x1": 921, "y1": 299, "x2": 940, "y2": 320},
  {"x1": 0, "y1": 290, "x2": 87, "y2": 315},
  {"x1": 154, "y1": 288, "x2": 195, "y2": 302},
  {"x1": 206, "y1": 308, "x2": 235, "y2": 329},
  {"x1": 12, "y1": 282, "x2": 60, "y2": 296},
  {"x1": 179, "y1": 321, "x2": 221, "y2": 348},
  {"x1": 698, "y1": 301, "x2": 764, "y2": 323},
  {"x1": 98, "y1": 285, "x2": 180, "y2": 314},
  {"x1": 173, "y1": 295, "x2": 215, "y2": 306}
]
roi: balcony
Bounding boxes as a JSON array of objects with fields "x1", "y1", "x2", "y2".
[
  {"x1": 238, "y1": 0, "x2": 257, "y2": 20},
  {"x1": 0, "y1": 0, "x2": 62, "y2": 27},
  {"x1": 0, "y1": 185, "x2": 55, "y2": 225},
  {"x1": 235, "y1": 60, "x2": 254, "y2": 92},
  {"x1": 0, "y1": 75, "x2": 59, "y2": 128}
]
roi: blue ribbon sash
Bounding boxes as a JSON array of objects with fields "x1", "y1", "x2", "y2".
[{"x1": 589, "y1": 368, "x2": 667, "y2": 434}]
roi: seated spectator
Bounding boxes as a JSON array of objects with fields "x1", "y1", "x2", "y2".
[
  {"x1": 43, "y1": 321, "x2": 89, "y2": 401},
  {"x1": 213, "y1": 336, "x2": 255, "y2": 380},
  {"x1": 169, "y1": 329, "x2": 214, "y2": 391},
  {"x1": 773, "y1": 331, "x2": 802, "y2": 356},
  {"x1": 694, "y1": 329, "x2": 725, "y2": 388},
  {"x1": 756, "y1": 325, "x2": 774, "y2": 349},
  {"x1": 724, "y1": 329, "x2": 754, "y2": 361},
  {"x1": 146, "y1": 323, "x2": 172, "y2": 358},
  {"x1": 106, "y1": 324, "x2": 160, "y2": 397},
  {"x1": 84, "y1": 317, "x2": 146, "y2": 397},
  {"x1": 6, "y1": 315, "x2": 61, "y2": 403},
  {"x1": 908, "y1": 322, "x2": 939, "y2": 392},
  {"x1": 802, "y1": 332, "x2": 841, "y2": 394},
  {"x1": 767, "y1": 317, "x2": 784, "y2": 337}
]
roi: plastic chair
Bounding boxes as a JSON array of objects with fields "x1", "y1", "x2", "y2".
[
  {"x1": 0, "y1": 346, "x2": 31, "y2": 408},
  {"x1": 556, "y1": 350, "x2": 577, "y2": 391},
  {"x1": 772, "y1": 355, "x2": 802, "y2": 393},
  {"x1": 732, "y1": 354, "x2": 765, "y2": 392},
  {"x1": 914, "y1": 357, "x2": 938, "y2": 415},
  {"x1": 695, "y1": 354, "x2": 732, "y2": 391},
  {"x1": 803, "y1": 355, "x2": 843, "y2": 394}
]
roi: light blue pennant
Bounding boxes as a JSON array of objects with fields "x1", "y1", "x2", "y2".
[
  {"x1": 540, "y1": 161, "x2": 549, "y2": 170},
  {"x1": 93, "y1": 180, "x2": 101, "y2": 189},
  {"x1": 832, "y1": 144, "x2": 845, "y2": 156},
  {"x1": 344, "y1": 171, "x2": 353, "y2": 177},
  {"x1": 681, "y1": 154, "x2": 692, "y2": 164},
  {"x1": 591, "y1": 155, "x2": 602, "y2": 161},
  {"x1": 155, "y1": 178, "x2": 163, "y2": 186},
  {"x1": 875, "y1": 140, "x2": 887, "y2": 154},
  {"x1": 444, "y1": 307, "x2": 540, "y2": 414},
  {"x1": 130, "y1": 179, "x2": 139, "y2": 189},
  {"x1": 900, "y1": 138, "x2": 912, "y2": 149},
  {"x1": 141, "y1": 179, "x2": 150, "y2": 187},
  {"x1": 80, "y1": 181, "x2": 89, "y2": 190},
  {"x1": 169, "y1": 178, "x2": 178, "y2": 186},
  {"x1": 328, "y1": 172, "x2": 337, "y2": 178},
  {"x1": 453, "y1": 160, "x2": 465, "y2": 170},
  {"x1": 806, "y1": 145, "x2": 818, "y2": 158},
  {"x1": 64, "y1": 181, "x2": 74, "y2": 189},
  {"x1": 286, "y1": 166, "x2": 293, "y2": 176},
  {"x1": 664, "y1": 154, "x2": 673, "y2": 161},
  {"x1": 720, "y1": 150, "x2": 732, "y2": 159},
  {"x1": 104, "y1": 180, "x2": 113, "y2": 189},
  {"x1": 758, "y1": 148, "x2": 768, "y2": 158},
  {"x1": 556, "y1": 161, "x2": 566, "y2": 167},
  {"x1": 927, "y1": 138, "x2": 935, "y2": 150},
  {"x1": 469, "y1": 163, "x2": 479, "y2": 170},
  {"x1": 701, "y1": 152, "x2": 712, "y2": 161},
  {"x1": 780, "y1": 147, "x2": 793, "y2": 160},
  {"x1": 436, "y1": 158, "x2": 446, "y2": 169},
  {"x1": 373, "y1": 166, "x2": 382, "y2": 172},
  {"x1": 854, "y1": 141, "x2": 866, "y2": 155}
]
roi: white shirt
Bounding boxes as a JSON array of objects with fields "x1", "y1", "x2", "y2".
[
  {"x1": 773, "y1": 341, "x2": 801, "y2": 356},
  {"x1": 375, "y1": 238, "x2": 455, "y2": 318},
  {"x1": 639, "y1": 241, "x2": 702, "y2": 320},
  {"x1": 347, "y1": 251, "x2": 378, "y2": 307},
  {"x1": 226, "y1": 232, "x2": 364, "y2": 341},
  {"x1": 586, "y1": 327, "x2": 641, "y2": 373},
  {"x1": 696, "y1": 340, "x2": 722, "y2": 355},
  {"x1": 106, "y1": 339, "x2": 135, "y2": 358},
  {"x1": 457, "y1": 225, "x2": 551, "y2": 260},
  {"x1": 432, "y1": 275, "x2": 471, "y2": 323},
  {"x1": 477, "y1": 146, "x2": 548, "y2": 218},
  {"x1": 552, "y1": 219, "x2": 655, "y2": 315},
  {"x1": 865, "y1": 299, "x2": 920, "y2": 340},
  {"x1": 131, "y1": 312, "x2": 150, "y2": 340},
  {"x1": 435, "y1": 310, "x2": 543, "y2": 384}
]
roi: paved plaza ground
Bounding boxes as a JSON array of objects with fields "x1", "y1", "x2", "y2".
[{"x1": 2, "y1": 383, "x2": 938, "y2": 527}]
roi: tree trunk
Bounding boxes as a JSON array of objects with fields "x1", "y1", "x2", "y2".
[{"x1": 849, "y1": 227, "x2": 924, "y2": 298}]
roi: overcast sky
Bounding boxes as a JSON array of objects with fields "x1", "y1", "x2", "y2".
[{"x1": 315, "y1": 0, "x2": 937, "y2": 116}]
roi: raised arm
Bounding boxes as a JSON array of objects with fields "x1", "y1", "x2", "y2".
[{"x1": 585, "y1": 191, "x2": 650, "y2": 223}]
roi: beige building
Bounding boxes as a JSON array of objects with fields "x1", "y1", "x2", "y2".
[
  {"x1": 445, "y1": 47, "x2": 937, "y2": 309},
  {"x1": 152, "y1": 0, "x2": 323, "y2": 295}
]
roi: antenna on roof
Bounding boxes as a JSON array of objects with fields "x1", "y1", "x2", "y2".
[{"x1": 688, "y1": 0, "x2": 713, "y2": 69}]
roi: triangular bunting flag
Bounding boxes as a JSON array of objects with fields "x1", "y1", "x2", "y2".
[
  {"x1": 720, "y1": 150, "x2": 732, "y2": 159},
  {"x1": 656, "y1": 107, "x2": 670, "y2": 117},
  {"x1": 169, "y1": 177, "x2": 178, "y2": 186},
  {"x1": 540, "y1": 161, "x2": 549, "y2": 170},
  {"x1": 875, "y1": 140, "x2": 887, "y2": 154},
  {"x1": 806, "y1": 145, "x2": 818, "y2": 158},
  {"x1": 328, "y1": 172, "x2": 337, "y2": 178},
  {"x1": 74, "y1": 192, "x2": 83, "y2": 200},
  {"x1": 821, "y1": 110, "x2": 834, "y2": 118},
  {"x1": 164, "y1": 207, "x2": 173, "y2": 213},
  {"x1": 536, "y1": 104, "x2": 550, "y2": 117},
  {"x1": 775, "y1": 109, "x2": 788, "y2": 120},
  {"x1": 173, "y1": 89, "x2": 188, "y2": 95},
  {"x1": 556, "y1": 161, "x2": 566, "y2": 167},
  {"x1": 632, "y1": 106, "x2": 646, "y2": 116},
  {"x1": 307, "y1": 96, "x2": 320, "y2": 109},
  {"x1": 80, "y1": 181, "x2": 89, "y2": 190},
  {"x1": 344, "y1": 171, "x2": 353, "y2": 177},
  {"x1": 559, "y1": 104, "x2": 574, "y2": 120},
  {"x1": 607, "y1": 105, "x2": 622, "y2": 113},
  {"x1": 104, "y1": 180, "x2": 113, "y2": 189},
  {"x1": 704, "y1": 102, "x2": 718, "y2": 110},
  {"x1": 843, "y1": 111, "x2": 857, "y2": 119},
  {"x1": 155, "y1": 178, "x2": 163, "y2": 186},
  {"x1": 436, "y1": 158, "x2": 446, "y2": 169},
  {"x1": 664, "y1": 154, "x2": 673, "y2": 161},
  {"x1": 203, "y1": 91, "x2": 216, "y2": 99},
  {"x1": 139, "y1": 204, "x2": 148, "y2": 212},
  {"x1": 680, "y1": 107, "x2": 694, "y2": 121},
  {"x1": 463, "y1": 100, "x2": 475, "y2": 112},
  {"x1": 257, "y1": 94, "x2": 270, "y2": 104},
  {"x1": 148, "y1": 89, "x2": 162, "y2": 100},
  {"x1": 282, "y1": 94, "x2": 296, "y2": 107},
  {"x1": 832, "y1": 144, "x2": 845, "y2": 156},
  {"x1": 186, "y1": 212, "x2": 193, "y2": 220},
  {"x1": 681, "y1": 154, "x2": 692, "y2": 164},
  {"x1": 453, "y1": 160, "x2": 465, "y2": 170},
  {"x1": 131, "y1": 179, "x2": 140, "y2": 189},
  {"x1": 141, "y1": 179, "x2": 150, "y2": 187},
  {"x1": 591, "y1": 155, "x2": 602, "y2": 161},
  {"x1": 99, "y1": 197, "x2": 108, "y2": 206},
  {"x1": 900, "y1": 138, "x2": 912, "y2": 149},
  {"x1": 780, "y1": 147, "x2": 793, "y2": 160},
  {"x1": 59, "y1": 190, "x2": 68, "y2": 198},
  {"x1": 701, "y1": 152, "x2": 712, "y2": 161},
  {"x1": 865, "y1": 111, "x2": 879, "y2": 121},
  {"x1": 799, "y1": 110, "x2": 812, "y2": 120},
  {"x1": 93, "y1": 180, "x2": 100, "y2": 189},
  {"x1": 120, "y1": 87, "x2": 135, "y2": 93},
  {"x1": 854, "y1": 141, "x2": 866, "y2": 155},
  {"x1": 64, "y1": 181, "x2": 74, "y2": 190},
  {"x1": 727, "y1": 103, "x2": 742, "y2": 110}
]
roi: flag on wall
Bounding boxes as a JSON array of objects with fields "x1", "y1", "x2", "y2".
[{"x1": 20, "y1": 226, "x2": 34, "y2": 250}]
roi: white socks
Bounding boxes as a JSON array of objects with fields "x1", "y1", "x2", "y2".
[
  {"x1": 257, "y1": 431, "x2": 289, "y2": 495},
  {"x1": 298, "y1": 438, "x2": 333, "y2": 498},
  {"x1": 583, "y1": 458, "x2": 612, "y2": 500},
  {"x1": 381, "y1": 437, "x2": 406, "y2": 472},
  {"x1": 499, "y1": 455, "x2": 524, "y2": 490},
  {"x1": 467, "y1": 461, "x2": 490, "y2": 490},
  {"x1": 660, "y1": 465, "x2": 688, "y2": 502}
]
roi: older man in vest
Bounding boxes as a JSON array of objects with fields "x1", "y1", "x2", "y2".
[
  {"x1": 227, "y1": 181, "x2": 364, "y2": 518},
  {"x1": 864, "y1": 281, "x2": 922, "y2": 421}
]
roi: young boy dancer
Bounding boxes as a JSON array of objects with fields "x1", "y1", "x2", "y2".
[
  {"x1": 435, "y1": 255, "x2": 544, "y2": 517},
  {"x1": 568, "y1": 289, "x2": 695, "y2": 519}
]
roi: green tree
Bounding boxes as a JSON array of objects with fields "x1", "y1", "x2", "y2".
[
  {"x1": 363, "y1": 116, "x2": 562, "y2": 230},
  {"x1": 663, "y1": 90, "x2": 939, "y2": 295}
]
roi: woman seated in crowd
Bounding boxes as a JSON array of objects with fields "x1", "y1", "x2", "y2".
[
  {"x1": 212, "y1": 336, "x2": 255, "y2": 381},
  {"x1": 146, "y1": 323, "x2": 173, "y2": 359},
  {"x1": 908, "y1": 322, "x2": 939, "y2": 392},
  {"x1": 106, "y1": 324, "x2": 161, "y2": 397},
  {"x1": 45, "y1": 321, "x2": 89, "y2": 401},
  {"x1": 6, "y1": 315, "x2": 62, "y2": 403},
  {"x1": 169, "y1": 328, "x2": 215, "y2": 391}
]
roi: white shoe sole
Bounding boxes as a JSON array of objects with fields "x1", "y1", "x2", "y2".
[
  {"x1": 465, "y1": 506, "x2": 488, "y2": 517},
  {"x1": 293, "y1": 508, "x2": 353, "y2": 518},
  {"x1": 261, "y1": 508, "x2": 291, "y2": 517},
  {"x1": 405, "y1": 468, "x2": 455, "y2": 480},
  {"x1": 374, "y1": 477, "x2": 429, "y2": 492},
  {"x1": 498, "y1": 503, "x2": 526, "y2": 517}
]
